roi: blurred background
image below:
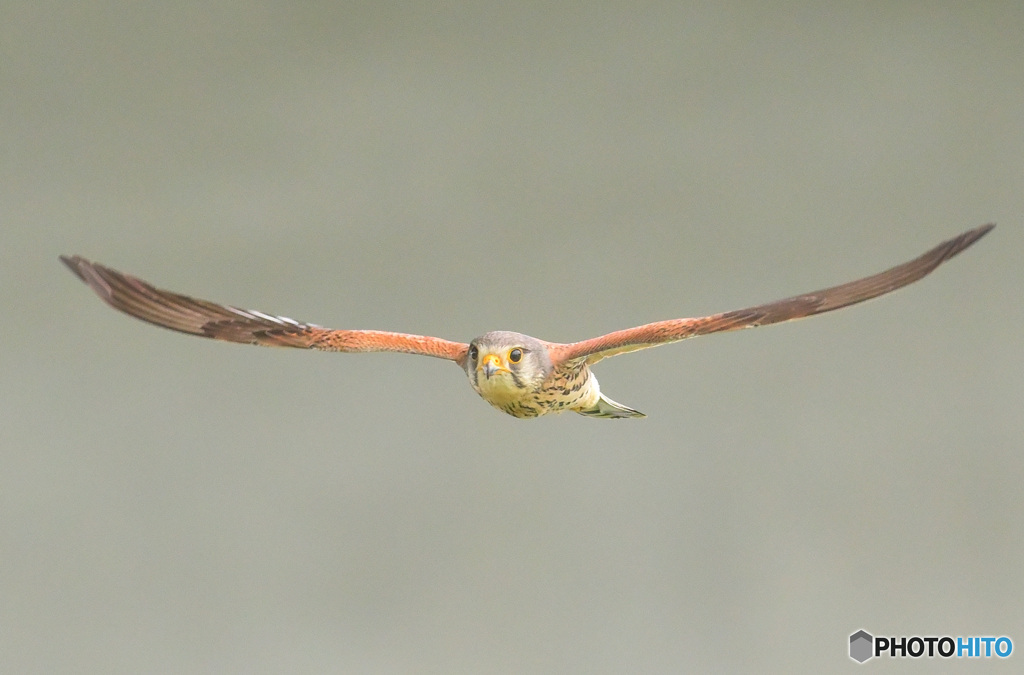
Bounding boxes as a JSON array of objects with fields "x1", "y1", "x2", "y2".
[{"x1": 3, "y1": 2, "x2": 1022, "y2": 672}]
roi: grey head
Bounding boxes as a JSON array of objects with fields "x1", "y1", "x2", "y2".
[{"x1": 464, "y1": 331, "x2": 554, "y2": 404}]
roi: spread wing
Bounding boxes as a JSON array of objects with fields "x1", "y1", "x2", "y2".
[
  {"x1": 548, "y1": 224, "x2": 993, "y2": 366},
  {"x1": 60, "y1": 256, "x2": 470, "y2": 363}
]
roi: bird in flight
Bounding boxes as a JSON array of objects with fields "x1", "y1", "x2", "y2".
[{"x1": 62, "y1": 224, "x2": 992, "y2": 419}]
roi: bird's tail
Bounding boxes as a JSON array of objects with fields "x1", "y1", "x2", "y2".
[{"x1": 575, "y1": 393, "x2": 646, "y2": 419}]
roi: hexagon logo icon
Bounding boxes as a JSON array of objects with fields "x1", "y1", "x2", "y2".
[{"x1": 850, "y1": 630, "x2": 874, "y2": 663}]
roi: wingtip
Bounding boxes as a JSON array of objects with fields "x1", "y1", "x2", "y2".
[
  {"x1": 59, "y1": 254, "x2": 87, "y2": 281},
  {"x1": 969, "y1": 222, "x2": 995, "y2": 240},
  {"x1": 59, "y1": 254, "x2": 115, "y2": 301},
  {"x1": 945, "y1": 223, "x2": 995, "y2": 260},
  {"x1": 967, "y1": 222, "x2": 995, "y2": 242}
]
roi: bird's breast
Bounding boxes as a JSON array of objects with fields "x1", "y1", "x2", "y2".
[{"x1": 469, "y1": 361, "x2": 600, "y2": 418}]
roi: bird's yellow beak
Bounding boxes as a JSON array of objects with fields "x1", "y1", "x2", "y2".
[{"x1": 478, "y1": 353, "x2": 507, "y2": 379}]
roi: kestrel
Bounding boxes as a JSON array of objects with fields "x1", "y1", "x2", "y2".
[{"x1": 62, "y1": 224, "x2": 992, "y2": 419}]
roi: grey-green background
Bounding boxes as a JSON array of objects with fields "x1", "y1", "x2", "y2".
[{"x1": 4, "y1": 3, "x2": 1022, "y2": 673}]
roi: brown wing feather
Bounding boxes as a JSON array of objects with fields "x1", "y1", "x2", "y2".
[
  {"x1": 60, "y1": 256, "x2": 469, "y2": 362},
  {"x1": 549, "y1": 224, "x2": 993, "y2": 366}
]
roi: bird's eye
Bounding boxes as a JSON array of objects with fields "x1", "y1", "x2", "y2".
[
  {"x1": 508, "y1": 348, "x2": 523, "y2": 363},
  {"x1": 469, "y1": 345, "x2": 478, "y2": 361}
]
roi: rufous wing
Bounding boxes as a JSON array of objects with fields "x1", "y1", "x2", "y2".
[
  {"x1": 548, "y1": 224, "x2": 993, "y2": 366},
  {"x1": 61, "y1": 256, "x2": 469, "y2": 362}
]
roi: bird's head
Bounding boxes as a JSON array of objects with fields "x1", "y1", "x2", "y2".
[{"x1": 464, "y1": 331, "x2": 553, "y2": 403}]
